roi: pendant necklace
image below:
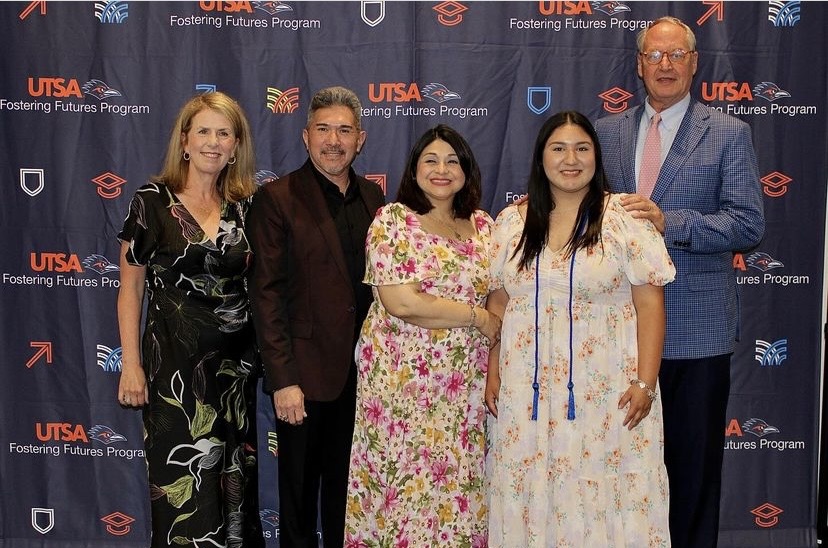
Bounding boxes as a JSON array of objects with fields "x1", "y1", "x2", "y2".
[{"x1": 430, "y1": 212, "x2": 461, "y2": 239}]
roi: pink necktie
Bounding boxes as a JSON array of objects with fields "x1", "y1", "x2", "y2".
[{"x1": 638, "y1": 112, "x2": 661, "y2": 198}]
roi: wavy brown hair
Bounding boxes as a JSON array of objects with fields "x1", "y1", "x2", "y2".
[{"x1": 152, "y1": 92, "x2": 256, "y2": 203}]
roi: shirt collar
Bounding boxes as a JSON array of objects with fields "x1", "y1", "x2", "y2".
[
  {"x1": 644, "y1": 93, "x2": 691, "y2": 132},
  {"x1": 307, "y1": 159, "x2": 359, "y2": 198}
]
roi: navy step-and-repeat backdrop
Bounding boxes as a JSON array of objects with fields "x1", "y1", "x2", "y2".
[{"x1": 0, "y1": 1, "x2": 824, "y2": 546}]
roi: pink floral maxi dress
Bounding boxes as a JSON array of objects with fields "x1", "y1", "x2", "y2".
[
  {"x1": 487, "y1": 196, "x2": 676, "y2": 548},
  {"x1": 344, "y1": 202, "x2": 493, "y2": 548}
]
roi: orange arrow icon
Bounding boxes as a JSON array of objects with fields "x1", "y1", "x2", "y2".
[
  {"x1": 19, "y1": 1, "x2": 46, "y2": 20},
  {"x1": 26, "y1": 341, "x2": 53, "y2": 368},
  {"x1": 697, "y1": 1, "x2": 724, "y2": 26}
]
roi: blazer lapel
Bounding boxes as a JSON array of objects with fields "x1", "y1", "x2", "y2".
[
  {"x1": 650, "y1": 100, "x2": 709, "y2": 204},
  {"x1": 295, "y1": 163, "x2": 352, "y2": 288},
  {"x1": 620, "y1": 107, "x2": 642, "y2": 193}
]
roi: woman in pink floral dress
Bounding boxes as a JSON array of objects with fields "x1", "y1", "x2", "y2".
[
  {"x1": 485, "y1": 112, "x2": 675, "y2": 547},
  {"x1": 344, "y1": 125, "x2": 501, "y2": 547}
]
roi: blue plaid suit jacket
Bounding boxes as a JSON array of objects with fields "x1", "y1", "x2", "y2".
[{"x1": 596, "y1": 99, "x2": 765, "y2": 359}]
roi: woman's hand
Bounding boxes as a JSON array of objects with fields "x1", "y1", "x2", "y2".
[
  {"x1": 477, "y1": 308, "x2": 502, "y2": 345},
  {"x1": 618, "y1": 384, "x2": 653, "y2": 430},
  {"x1": 485, "y1": 369, "x2": 501, "y2": 418},
  {"x1": 118, "y1": 365, "x2": 148, "y2": 408}
]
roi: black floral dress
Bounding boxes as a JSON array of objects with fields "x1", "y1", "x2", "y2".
[{"x1": 119, "y1": 182, "x2": 264, "y2": 547}]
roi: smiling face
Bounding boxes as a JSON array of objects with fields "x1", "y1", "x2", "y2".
[
  {"x1": 181, "y1": 108, "x2": 238, "y2": 180},
  {"x1": 302, "y1": 105, "x2": 366, "y2": 187},
  {"x1": 638, "y1": 20, "x2": 698, "y2": 112},
  {"x1": 542, "y1": 123, "x2": 596, "y2": 199},
  {"x1": 415, "y1": 138, "x2": 466, "y2": 207}
]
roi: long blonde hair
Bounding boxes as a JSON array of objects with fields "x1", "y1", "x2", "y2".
[{"x1": 153, "y1": 92, "x2": 256, "y2": 202}]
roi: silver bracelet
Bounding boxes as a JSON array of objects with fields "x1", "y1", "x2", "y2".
[
  {"x1": 630, "y1": 379, "x2": 657, "y2": 401},
  {"x1": 468, "y1": 305, "x2": 477, "y2": 328}
]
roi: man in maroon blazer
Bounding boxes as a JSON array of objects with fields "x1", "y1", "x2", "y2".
[{"x1": 247, "y1": 86, "x2": 385, "y2": 548}]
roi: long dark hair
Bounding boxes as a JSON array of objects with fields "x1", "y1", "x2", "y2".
[
  {"x1": 396, "y1": 124, "x2": 482, "y2": 219},
  {"x1": 514, "y1": 111, "x2": 609, "y2": 270}
]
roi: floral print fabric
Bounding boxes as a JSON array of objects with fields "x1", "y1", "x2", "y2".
[
  {"x1": 486, "y1": 195, "x2": 675, "y2": 548},
  {"x1": 344, "y1": 202, "x2": 493, "y2": 548},
  {"x1": 119, "y1": 182, "x2": 263, "y2": 547}
]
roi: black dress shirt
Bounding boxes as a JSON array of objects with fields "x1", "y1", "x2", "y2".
[{"x1": 310, "y1": 164, "x2": 375, "y2": 343}]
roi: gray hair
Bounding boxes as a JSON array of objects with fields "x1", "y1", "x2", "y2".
[
  {"x1": 306, "y1": 86, "x2": 363, "y2": 130},
  {"x1": 637, "y1": 16, "x2": 697, "y2": 52}
]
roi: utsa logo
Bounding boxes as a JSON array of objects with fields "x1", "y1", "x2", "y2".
[
  {"x1": 200, "y1": 1, "x2": 254, "y2": 12},
  {"x1": 256, "y1": 1, "x2": 292, "y2": 15},
  {"x1": 255, "y1": 170, "x2": 280, "y2": 186},
  {"x1": 745, "y1": 252, "x2": 783, "y2": 272},
  {"x1": 741, "y1": 418, "x2": 780, "y2": 438},
  {"x1": 368, "y1": 83, "x2": 422, "y2": 103},
  {"x1": 87, "y1": 425, "x2": 128, "y2": 445},
  {"x1": 733, "y1": 251, "x2": 784, "y2": 272},
  {"x1": 724, "y1": 417, "x2": 780, "y2": 438},
  {"x1": 421, "y1": 83, "x2": 461, "y2": 103},
  {"x1": 753, "y1": 82, "x2": 791, "y2": 102},
  {"x1": 82, "y1": 79, "x2": 122, "y2": 100},
  {"x1": 591, "y1": 1, "x2": 630, "y2": 16},
  {"x1": 368, "y1": 82, "x2": 461, "y2": 104},
  {"x1": 36, "y1": 423, "x2": 89, "y2": 442},
  {"x1": 701, "y1": 81, "x2": 791, "y2": 103},
  {"x1": 539, "y1": 1, "x2": 593, "y2": 16},
  {"x1": 701, "y1": 82, "x2": 754, "y2": 102},
  {"x1": 31, "y1": 252, "x2": 83, "y2": 273},
  {"x1": 83, "y1": 254, "x2": 120, "y2": 274},
  {"x1": 260, "y1": 508, "x2": 280, "y2": 528},
  {"x1": 28, "y1": 77, "x2": 82, "y2": 98}
]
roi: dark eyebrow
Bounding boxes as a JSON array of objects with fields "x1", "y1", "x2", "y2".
[
  {"x1": 548, "y1": 141, "x2": 592, "y2": 146},
  {"x1": 314, "y1": 123, "x2": 355, "y2": 129}
]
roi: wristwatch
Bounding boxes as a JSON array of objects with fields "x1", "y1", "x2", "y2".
[{"x1": 630, "y1": 379, "x2": 658, "y2": 402}]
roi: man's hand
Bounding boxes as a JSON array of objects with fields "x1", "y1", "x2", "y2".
[
  {"x1": 620, "y1": 193, "x2": 665, "y2": 234},
  {"x1": 274, "y1": 385, "x2": 306, "y2": 426}
]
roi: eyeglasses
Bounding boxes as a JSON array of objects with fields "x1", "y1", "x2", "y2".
[{"x1": 640, "y1": 49, "x2": 695, "y2": 65}]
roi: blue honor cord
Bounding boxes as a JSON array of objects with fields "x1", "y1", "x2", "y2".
[{"x1": 530, "y1": 214, "x2": 586, "y2": 422}]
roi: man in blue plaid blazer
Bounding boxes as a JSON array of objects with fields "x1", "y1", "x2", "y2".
[{"x1": 595, "y1": 16, "x2": 764, "y2": 548}]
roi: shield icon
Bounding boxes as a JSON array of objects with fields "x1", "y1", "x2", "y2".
[
  {"x1": 32, "y1": 507, "x2": 54, "y2": 534},
  {"x1": 195, "y1": 84, "x2": 216, "y2": 94},
  {"x1": 527, "y1": 87, "x2": 552, "y2": 115},
  {"x1": 361, "y1": 1, "x2": 385, "y2": 27},
  {"x1": 20, "y1": 168, "x2": 44, "y2": 197}
]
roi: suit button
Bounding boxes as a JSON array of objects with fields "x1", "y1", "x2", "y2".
[{"x1": 348, "y1": 306, "x2": 356, "y2": 313}]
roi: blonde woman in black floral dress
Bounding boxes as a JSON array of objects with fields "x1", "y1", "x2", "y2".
[{"x1": 116, "y1": 92, "x2": 264, "y2": 547}]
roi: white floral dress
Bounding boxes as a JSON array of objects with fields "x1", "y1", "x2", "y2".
[
  {"x1": 344, "y1": 202, "x2": 493, "y2": 548},
  {"x1": 487, "y1": 195, "x2": 675, "y2": 548}
]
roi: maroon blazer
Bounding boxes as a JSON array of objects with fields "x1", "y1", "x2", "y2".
[{"x1": 247, "y1": 161, "x2": 385, "y2": 401}]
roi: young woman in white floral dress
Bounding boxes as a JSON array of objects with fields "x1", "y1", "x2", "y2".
[{"x1": 485, "y1": 111, "x2": 675, "y2": 547}]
